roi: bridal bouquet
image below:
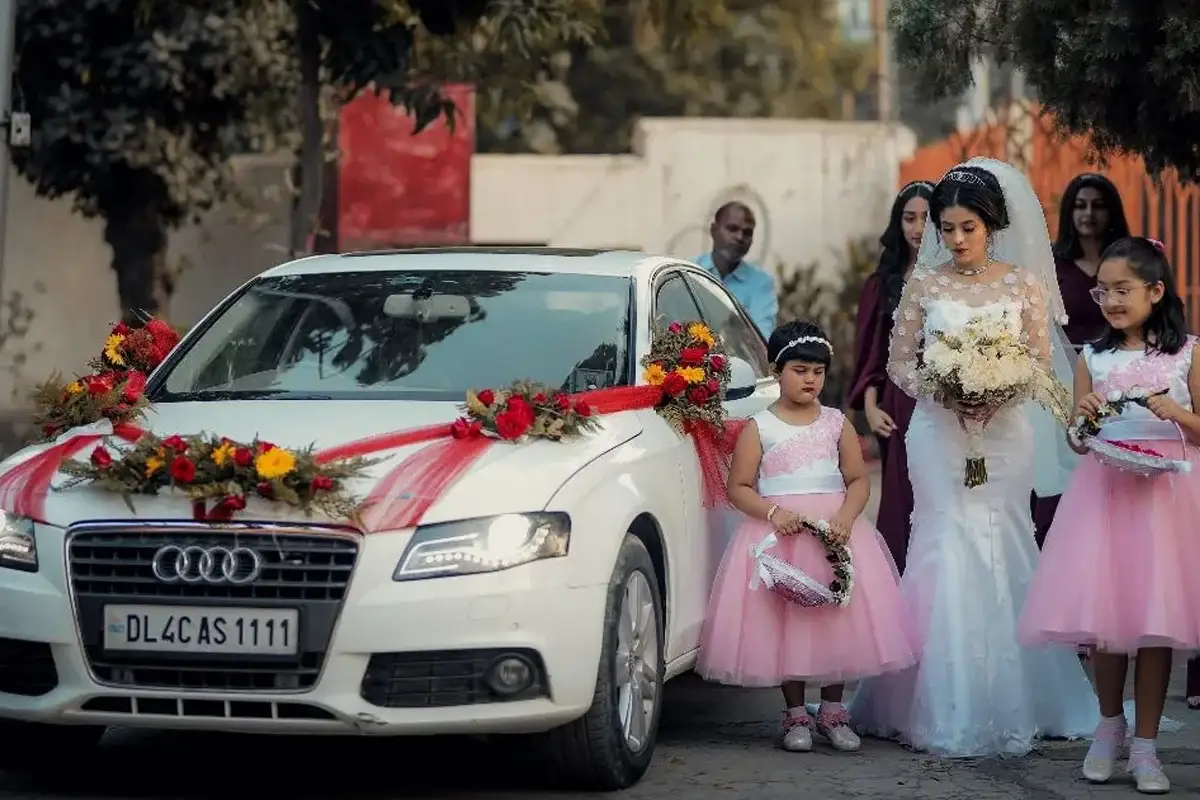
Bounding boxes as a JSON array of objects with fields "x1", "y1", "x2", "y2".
[{"x1": 918, "y1": 317, "x2": 1072, "y2": 487}]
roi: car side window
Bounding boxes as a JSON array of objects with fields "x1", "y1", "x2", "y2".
[
  {"x1": 683, "y1": 273, "x2": 771, "y2": 377},
  {"x1": 653, "y1": 273, "x2": 703, "y2": 331}
]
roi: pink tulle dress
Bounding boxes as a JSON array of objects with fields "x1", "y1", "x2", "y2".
[
  {"x1": 1019, "y1": 336, "x2": 1200, "y2": 652},
  {"x1": 696, "y1": 407, "x2": 917, "y2": 687}
]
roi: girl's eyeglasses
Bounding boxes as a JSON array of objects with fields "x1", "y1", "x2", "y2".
[{"x1": 1089, "y1": 284, "x2": 1150, "y2": 305}]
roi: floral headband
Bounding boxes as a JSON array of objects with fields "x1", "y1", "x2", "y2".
[{"x1": 775, "y1": 335, "x2": 833, "y2": 363}]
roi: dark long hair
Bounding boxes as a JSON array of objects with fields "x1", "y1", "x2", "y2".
[
  {"x1": 1091, "y1": 237, "x2": 1187, "y2": 355},
  {"x1": 929, "y1": 166, "x2": 1010, "y2": 231},
  {"x1": 877, "y1": 180, "x2": 934, "y2": 313},
  {"x1": 1053, "y1": 173, "x2": 1131, "y2": 260}
]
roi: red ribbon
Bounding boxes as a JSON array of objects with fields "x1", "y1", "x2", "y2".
[{"x1": 0, "y1": 386, "x2": 742, "y2": 530}]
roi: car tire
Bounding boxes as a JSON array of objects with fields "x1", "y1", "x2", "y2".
[
  {"x1": 0, "y1": 720, "x2": 105, "y2": 766},
  {"x1": 543, "y1": 533, "x2": 665, "y2": 790}
]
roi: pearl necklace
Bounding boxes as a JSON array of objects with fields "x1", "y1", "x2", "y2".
[{"x1": 954, "y1": 259, "x2": 990, "y2": 277}]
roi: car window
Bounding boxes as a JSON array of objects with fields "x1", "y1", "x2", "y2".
[
  {"x1": 153, "y1": 270, "x2": 633, "y2": 401},
  {"x1": 683, "y1": 273, "x2": 771, "y2": 377},
  {"x1": 653, "y1": 273, "x2": 703, "y2": 330}
]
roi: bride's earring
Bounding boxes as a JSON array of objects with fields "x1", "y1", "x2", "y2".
[{"x1": 986, "y1": 234, "x2": 997, "y2": 261}]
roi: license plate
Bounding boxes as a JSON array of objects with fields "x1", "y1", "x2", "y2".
[{"x1": 103, "y1": 605, "x2": 299, "y2": 656}]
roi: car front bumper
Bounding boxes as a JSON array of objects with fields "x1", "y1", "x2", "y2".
[{"x1": 0, "y1": 523, "x2": 609, "y2": 736}]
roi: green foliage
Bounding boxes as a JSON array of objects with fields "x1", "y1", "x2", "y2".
[
  {"x1": 891, "y1": 0, "x2": 1200, "y2": 179},
  {"x1": 476, "y1": 0, "x2": 875, "y2": 154},
  {"x1": 775, "y1": 237, "x2": 879, "y2": 406}
]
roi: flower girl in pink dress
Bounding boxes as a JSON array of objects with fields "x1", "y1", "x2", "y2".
[
  {"x1": 698, "y1": 320, "x2": 916, "y2": 753},
  {"x1": 1019, "y1": 237, "x2": 1200, "y2": 794}
]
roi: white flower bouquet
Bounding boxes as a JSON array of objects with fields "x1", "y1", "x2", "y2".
[{"x1": 918, "y1": 317, "x2": 1072, "y2": 487}]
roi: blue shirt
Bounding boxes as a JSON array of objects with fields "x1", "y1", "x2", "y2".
[{"x1": 694, "y1": 253, "x2": 778, "y2": 337}]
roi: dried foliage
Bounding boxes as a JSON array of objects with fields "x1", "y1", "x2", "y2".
[
  {"x1": 460, "y1": 380, "x2": 601, "y2": 441},
  {"x1": 641, "y1": 320, "x2": 732, "y2": 436}
]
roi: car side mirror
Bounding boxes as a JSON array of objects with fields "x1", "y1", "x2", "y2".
[{"x1": 726, "y1": 356, "x2": 758, "y2": 401}]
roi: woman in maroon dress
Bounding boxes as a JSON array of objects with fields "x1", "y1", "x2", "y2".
[
  {"x1": 1031, "y1": 173, "x2": 1130, "y2": 547},
  {"x1": 847, "y1": 180, "x2": 933, "y2": 574}
]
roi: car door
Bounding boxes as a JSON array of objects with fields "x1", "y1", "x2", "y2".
[
  {"x1": 648, "y1": 270, "x2": 715, "y2": 659},
  {"x1": 681, "y1": 270, "x2": 780, "y2": 592}
]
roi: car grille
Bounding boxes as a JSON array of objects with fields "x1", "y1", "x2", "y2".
[
  {"x1": 68, "y1": 526, "x2": 359, "y2": 692},
  {"x1": 0, "y1": 637, "x2": 58, "y2": 696},
  {"x1": 360, "y1": 649, "x2": 547, "y2": 708}
]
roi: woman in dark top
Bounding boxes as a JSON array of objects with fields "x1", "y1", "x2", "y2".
[
  {"x1": 1032, "y1": 173, "x2": 1130, "y2": 547},
  {"x1": 847, "y1": 180, "x2": 933, "y2": 574}
]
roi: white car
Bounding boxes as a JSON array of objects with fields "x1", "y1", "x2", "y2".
[{"x1": 0, "y1": 247, "x2": 778, "y2": 789}]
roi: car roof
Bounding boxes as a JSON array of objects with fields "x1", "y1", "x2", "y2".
[{"x1": 258, "y1": 247, "x2": 693, "y2": 280}]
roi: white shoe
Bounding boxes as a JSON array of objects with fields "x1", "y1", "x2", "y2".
[
  {"x1": 1082, "y1": 716, "x2": 1127, "y2": 783},
  {"x1": 815, "y1": 704, "x2": 861, "y2": 752},
  {"x1": 1129, "y1": 754, "x2": 1171, "y2": 794},
  {"x1": 781, "y1": 712, "x2": 812, "y2": 752}
]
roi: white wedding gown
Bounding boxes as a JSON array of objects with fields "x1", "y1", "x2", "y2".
[{"x1": 850, "y1": 265, "x2": 1099, "y2": 757}]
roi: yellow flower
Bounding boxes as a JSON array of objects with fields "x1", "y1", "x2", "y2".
[
  {"x1": 676, "y1": 366, "x2": 706, "y2": 384},
  {"x1": 66, "y1": 381, "x2": 83, "y2": 394},
  {"x1": 211, "y1": 442, "x2": 235, "y2": 466},
  {"x1": 644, "y1": 363, "x2": 667, "y2": 385},
  {"x1": 254, "y1": 447, "x2": 296, "y2": 479},
  {"x1": 688, "y1": 323, "x2": 715, "y2": 347},
  {"x1": 145, "y1": 456, "x2": 162, "y2": 477},
  {"x1": 104, "y1": 334, "x2": 126, "y2": 366}
]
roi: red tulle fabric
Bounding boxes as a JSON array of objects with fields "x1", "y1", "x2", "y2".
[{"x1": 0, "y1": 386, "x2": 746, "y2": 530}]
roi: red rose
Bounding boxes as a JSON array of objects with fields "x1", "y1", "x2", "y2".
[
  {"x1": 256, "y1": 481, "x2": 274, "y2": 498},
  {"x1": 89, "y1": 446, "x2": 113, "y2": 468},
  {"x1": 533, "y1": 393, "x2": 547, "y2": 404},
  {"x1": 450, "y1": 417, "x2": 483, "y2": 439},
  {"x1": 169, "y1": 455, "x2": 196, "y2": 483},
  {"x1": 680, "y1": 347, "x2": 707, "y2": 366},
  {"x1": 554, "y1": 393, "x2": 571, "y2": 411},
  {"x1": 574, "y1": 400, "x2": 592, "y2": 417},
  {"x1": 83, "y1": 374, "x2": 113, "y2": 395},
  {"x1": 233, "y1": 447, "x2": 253, "y2": 468},
  {"x1": 120, "y1": 370, "x2": 147, "y2": 404},
  {"x1": 493, "y1": 410, "x2": 530, "y2": 440},
  {"x1": 218, "y1": 494, "x2": 247, "y2": 512},
  {"x1": 708, "y1": 355, "x2": 726, "y2": 371},
  {"x1": 507, "y1": 396, "x2": 535, "y2": 425},
  {"x1": 706, "y1": 378, "x2": 721, "y2": 393},
  {"x1": 162, "y1": 435, "x2": 187, "y2": 452},
  {"x1": 662, "y1": 372, "x2": 688, "y2": 396},
  {"x1": 256, "y1": 441, "x2": 276, "y2": 454},
  {"x1": 311, "y1": 475, "x2": 335, "y2": 491},
  {"x1": 668, "y1": 322, "x2": 683, "y2": 333},
  {"x1": 112, "y1": 322, "x2": 130, "y2": 336},
  {"x1": 688, "y1": 386, "x2": 711, "y2": 405},
  {"x1": 477, "y1": 389, "x2": 496, "y2": 407}
]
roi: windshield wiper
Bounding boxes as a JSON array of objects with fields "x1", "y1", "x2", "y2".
[{"x1": 158, "y1": 390, "x2": 334, "y2": 401}]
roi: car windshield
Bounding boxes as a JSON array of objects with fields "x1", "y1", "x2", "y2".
[{"x1": 153, "y1": 269, "x2": 633, "y2": 402}]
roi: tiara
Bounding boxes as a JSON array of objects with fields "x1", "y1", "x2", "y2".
[
  {"x1": 944, "y1": 169, "x2": 987, "y2": 187},
  {"x1": 775, "y1": 335, "x2": 832, "y2": 363}
]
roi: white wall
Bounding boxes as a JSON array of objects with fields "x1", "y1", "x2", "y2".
[{"x1": 0, "y1": 117, "x2": 914, "y2": 409}]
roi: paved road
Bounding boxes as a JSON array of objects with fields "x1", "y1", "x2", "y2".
[{"x1": 1, "y1": 666, "x2": 1197, "y2": 799}]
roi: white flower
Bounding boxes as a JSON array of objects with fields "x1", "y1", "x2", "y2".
[{"x1": 1107, "y1": 390, "x2": 1123, "y2": 403}]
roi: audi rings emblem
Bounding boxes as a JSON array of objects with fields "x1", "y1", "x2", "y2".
[{"x1": 151, "y1": 545, "x2": 264, "y2": 585}]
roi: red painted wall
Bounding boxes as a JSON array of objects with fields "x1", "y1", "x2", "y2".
[{"x1": 336, "y1": 84, "x2": 475, "y2": 249}]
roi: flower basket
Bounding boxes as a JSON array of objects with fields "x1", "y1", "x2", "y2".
[
  {"x1": 748, "y1": 519, "x2": 854, "y2": 608},
  {"x1": 1084, "y1": 429, "x2": 1191, "y2": 477}
]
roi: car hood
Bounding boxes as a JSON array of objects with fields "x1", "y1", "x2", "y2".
[{"x1": 4, "y1": 401, "x2": 644, "y2": 529}]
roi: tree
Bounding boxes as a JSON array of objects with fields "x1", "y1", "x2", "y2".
[
  {"x1": 14, "y1": 0, "x2": 299, "y2": 321},
  {"x1": 14, "y1": 0, "x2": 600, "y2": 319},
  {"x1": 472, "y1": 0, "x2": 875, "y2": 154},
  {"x1": 890, "y1": 1, "x2": 1200, "y2": 179}
]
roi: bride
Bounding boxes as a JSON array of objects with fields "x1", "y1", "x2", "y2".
[{"x1": 850, "y1": 158, "x2": 1099, "y2": 757}]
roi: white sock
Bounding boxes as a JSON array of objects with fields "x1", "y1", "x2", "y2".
[
  {"x1": 1130, "y1": 736, "x2": 1157, "y2": 759},
  {"x1": 1087, "y1": 713, "x2": 1126, "y2": 759}
]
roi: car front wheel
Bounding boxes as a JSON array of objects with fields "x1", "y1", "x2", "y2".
[
  {"x1": 0, "y1": 720, "x2": 106, "y2": 766},
  {"x1": 544, "y1": 533, "x2": 665, "y2": 790}
]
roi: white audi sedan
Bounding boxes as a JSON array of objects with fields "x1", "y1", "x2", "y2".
[{"x1": 0, "y1": 247, "x2": 778, "y2": 789}]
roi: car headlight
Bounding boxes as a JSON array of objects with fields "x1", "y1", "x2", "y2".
[
  {"x1": 0, "y1": 511, "x2": 37, "y2": 572},
  {"x1": 393, "y1": 512, "x2": 570, "y2": 581}
]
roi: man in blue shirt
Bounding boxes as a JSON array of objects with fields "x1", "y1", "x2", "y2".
[{"x1": 694, "y1": 202, "x2": 778, "y2": 337}]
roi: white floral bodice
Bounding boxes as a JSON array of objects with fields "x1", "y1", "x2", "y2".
[
  {"x1": 888, "y1": 265, "x2": 1052, "y2": 398},
  {"x1": 752, "y1": 407, "x2": 845, "y2": 498},
  {"x1": 1084, "y1": 337, "x2": 1196, "y2": 441}
]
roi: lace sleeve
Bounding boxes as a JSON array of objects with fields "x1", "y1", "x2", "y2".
[
  {"x1": 887, "y1": 271, "x2": 929, "y2": 398},
  {"x1": 1018, "y1": 269, "x2": 1051, "y2": 367}
]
